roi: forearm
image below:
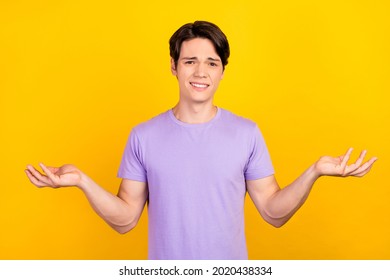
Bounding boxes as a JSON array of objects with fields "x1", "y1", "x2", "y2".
[
  {"x1": 77, "y1": 173, "x2": 137, "y2": 233},
  {"x1": 264, "y1": 164, "x2": 320, "y2": 226}
]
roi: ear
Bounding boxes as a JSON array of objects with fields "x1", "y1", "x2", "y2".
[
  {"x1": 170, "y1": 57, "x2": 177, "y2": 76},
  {"x1": 221, "y1": 70, "x2": 224, "y2": 80}
]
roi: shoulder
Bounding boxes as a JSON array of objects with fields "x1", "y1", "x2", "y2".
[
  {"x1": 132, "y1": 110, "x2": 171, "y2": 136},
  {"x1": 219, "y1": 108, "x2": 257, "y2": 131}
]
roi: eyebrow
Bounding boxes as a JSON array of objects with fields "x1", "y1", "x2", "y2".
[{"x1": 181, "y1": 56, "x2": 221, "y2": 62}]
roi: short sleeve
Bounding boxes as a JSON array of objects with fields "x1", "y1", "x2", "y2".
[
  {"x1": 244, "y1": 125, "x2": 274, "y2": 180},
  {"x1": 117, "y1": 129, "x2": 147, "y2": 182}
]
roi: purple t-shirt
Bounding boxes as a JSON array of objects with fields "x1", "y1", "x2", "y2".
[{"x1": 118, "y1": 108, "x2": 274, "y2": 259}]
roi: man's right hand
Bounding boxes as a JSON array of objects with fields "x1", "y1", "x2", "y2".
[
  {"x1": 25, "y1": 163, "x2": 148, "y2": 234},
  {"x1": 25, "y1": 163, "x2": 82, "y2": 188}
]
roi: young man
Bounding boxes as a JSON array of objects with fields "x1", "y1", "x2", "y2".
[{"x1": 25, "y1": 21, "x2": 377, "y2": 260}]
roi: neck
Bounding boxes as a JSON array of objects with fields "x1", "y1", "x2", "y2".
[{"x1": 172, "y1": 102, "x2": 217, "y2": 124}]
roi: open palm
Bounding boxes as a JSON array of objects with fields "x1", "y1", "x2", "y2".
[
  {"x1": 25, "y1": 163, "x2": 82, "y2": 188},
  {"x1": 315, "y1": 148, "x2": 377, "y2": 177}
]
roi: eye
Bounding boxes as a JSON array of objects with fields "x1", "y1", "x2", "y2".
[
  {"x1": 184, "y1": 60, "x2": 195, "y2": 64},
  {"x1": 209, "y1": 62, "x2": 218, "y2": 67}
]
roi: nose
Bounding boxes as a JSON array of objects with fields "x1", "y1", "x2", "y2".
[{"x1": 194, "y1": 63, "x2": 207, "y2": 78}]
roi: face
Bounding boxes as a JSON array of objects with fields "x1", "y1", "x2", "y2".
[{"x1": 171, "y1": 38, "x2": 224, "y2": 105}]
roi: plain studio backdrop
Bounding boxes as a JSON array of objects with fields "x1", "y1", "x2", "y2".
[{"x1": 0, "y1": 0, "x2": 389, "y2": 259}]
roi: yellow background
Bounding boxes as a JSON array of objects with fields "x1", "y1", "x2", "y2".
[{"x1": 1, "y1": 0, "x2": 389, "y2": 259}]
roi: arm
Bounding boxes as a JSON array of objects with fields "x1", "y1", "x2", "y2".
[
  {"x1": 25, "y1": 163, "x2": 148, "y2": 234},
  {"x1": 247, "y1": 148, "x2": 377, "y2": 228}
]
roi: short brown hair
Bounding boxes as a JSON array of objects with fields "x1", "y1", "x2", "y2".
[{"x1": 169, "y1": 21, "x2": 230, "y2": 70}]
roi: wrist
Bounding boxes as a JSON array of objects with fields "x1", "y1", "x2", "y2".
[
  {"x1": 310, "y1": 162, "x2": 323, "y2": 180},
  {"x1": 77, "y1": 172, "x2": 91, "y2": 191}
]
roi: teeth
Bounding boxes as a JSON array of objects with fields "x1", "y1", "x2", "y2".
[{"x1": 191, "y1": 83, "x2": 208, "y2": 88}]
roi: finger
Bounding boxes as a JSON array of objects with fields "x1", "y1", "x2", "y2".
[
  {"x1": 350, "y1": 163, "x2": 375, "y2": 177},
  {"x1": 25, "y1": 169, "x2": 49, "y2": 187},
  {"x1": 353, "y1": 150, "x2": 367, "y2": 167},
  {"x1": 344, "y1": 150, "x2": 367, "y2": 174},
  {"x1": 340, "y1": 147, "x2": 353, "y2": 169},
  {"x1": 349, "y1": 157, "x2": 377, "y2": 176},
  {"x1": 46, "y1": 166, "x2": 59, "y2": 174},
  {"x1": 26, "y1": 165, "x2": 52, "y2": 185},
  {"x1": 39, "y1": 163, "x2": 60, "y2": 186}
]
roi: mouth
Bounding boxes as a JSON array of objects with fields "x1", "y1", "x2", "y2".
[{"x1": 190, "y1": 82, "x2": 209, "y2": 90}]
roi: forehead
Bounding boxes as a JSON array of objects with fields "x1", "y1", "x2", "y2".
[{"x1": 179, "y1": 38, "x2": 219, "y2": 58}]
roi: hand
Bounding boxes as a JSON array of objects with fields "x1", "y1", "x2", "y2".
[
  {"x1": 25, "y1": 163, "x2": 82, "y2": 188},
  {"x1": 314, "y1": 148, "x2": 377, "y2": 177}
]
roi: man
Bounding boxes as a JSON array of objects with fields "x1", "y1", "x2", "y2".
[{"x1": 25, "y1": 21, "x2": 377, "y2": 260}]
